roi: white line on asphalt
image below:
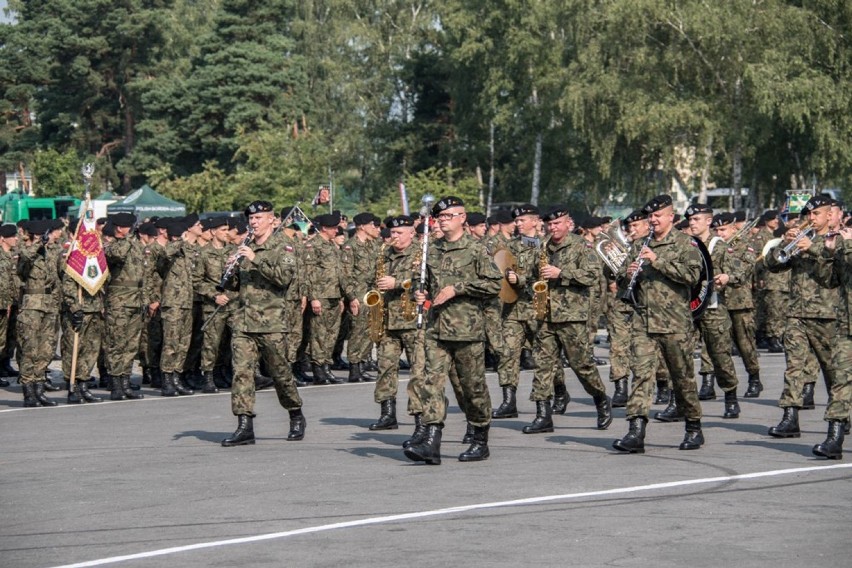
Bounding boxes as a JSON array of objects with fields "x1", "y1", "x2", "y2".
[{"x1": 50, "y1": 462, "x2": 852, "y2": 568}]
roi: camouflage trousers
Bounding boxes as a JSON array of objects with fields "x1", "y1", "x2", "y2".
[
  {"x1": 184, "y1": 301, "x2": 204, "y2": 373},
  {"x1": 159, "y1": 306, "x2": 193, "y2": 374},
  {"x1": 531, "y1": 320, "x2": 606, "y2": 402},
  {"x1": 17, "y1": 309, "x2": 57, "y2": 385},
  {"x1": 200, "y1": 305, "x2": 232, "y2": 372},
  {"x1": 60, "y1": 311, "x2": 103, "y2": 382},
  {"x1": 347, "y1": 306, "x2": 373, "y2": 364},
  {"x1": 374, "y1": 328, "x2": 425, "y2": 415},
  {"x1": 606, "y1": 303, "x2": 633, "y2": 381},
  {"x1": 696, "y1": 309, "x2": 739, "y2": 393},
  {"x1": 309, "y1": 299, "x2": 341, "y2": 366},
  {"x1": 730, "y1": 309, "x2": 760, "y2": 375},
  {"x1": 0, "y1": 308, "x2": 8, "y2": 357},
  {"x1": 496, "y1": 317, "x2": 539, "y2": 388},
  {"x1": 2, "y1": 304, "x2": 16, "y2": 360},
  {"x1": 484, "y1": 298, "x2": 505, "y2": 357},
  {"x1": 417, "y1": 336, "x2": 491, "y2": 427},
  {"x1": 826, "y1": 331, "x2": 852, "y2": 422},
  {"x1": 104, "y1": 304, "x2": 143, "y2": 377},
  {"x1": 763, "y1": 289, "x2": 789, "y2": 339},
  {"x1": 230, "y1": 330, "x2": 301, "y2": 417},
  {"x1": 140, "y1": 309, "x2": 162, "y2": 370},
  {"x1": 284, "y1": 299, "x2": 304, "y2": 362},
  {"x1": 627, "y1": 322, "x2": 701, "y2": 421},
  {"x1": 779, "y1": 317, "x2": 835, "y2": 409}
]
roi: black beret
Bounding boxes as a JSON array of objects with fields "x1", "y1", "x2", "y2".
[
  {"x1": 432, "y1": 195, "x2": 464, "y2": 216},
  {"x1": 166, "y1": 221, "x2": 185, "y2": 239},
  {"x1": 209, "y1": 216, "x2": 229, "y2": 229},
  {"x1": 492, "y1": 210, "x2": 514, "y2": 224},
  {"x1": 623, "y1": 210, "x2": 647, "y2": 224},
  {"x1": 642, "y1": 194, "x2": 673, "y2": 214},
  {"x1": 733, "y1": 210, "x2": 747, "y2": 222},
  {"x1": 96, "y1": 217, "x2": 108, "y2": 225},
  {"x1": 684, "y1": 203, "x2": 713, "y2": 218},
  {"x1": 416, "y1": 222, "x2": 429, "y2": 234},
  {"x1": 244, "y1": 200, "x2": 274, "y2": 216},
  {"x1": 137, "y1": 222, "x2": 158, "y2": 237},
  {"x1": 102, "y1": 222, "x2": 116, "y2": 237},
  {"x1": 541, "y1": 205, "x2": 571, "y2": 222},
  {"x1": 600, "y1": 216, "x2": 613, "y2": 224},
  {"x1": 804, "y1": 195, "x2": 833, "y2": 212},
  {"x1": 511, "y1": 203, "x2": 539, "y2": 219},
  {"x1": 108, "y1": 212, "x2": 137, "y2": 228},
  {"x1": 0, "y1": 224, "x2": 18, "y2": 238},
  {"x1": 353, "y1": 212, "x2": 374, "y2": 226},
  {"x1": 380, "y1": 227, "x2": 391, "y2": 239},
  {"x1": 759, "y1": 209, "x2": 779, "y2": 223},
  {"x1": 580, "y1": 216, "x2": 603, "y2": 230},
  {"x1": 314, "y1": 213, "x2": 340, "y2": 228},
  {"x1": 200, "y1": 218, "x2": 214, "y2": 231},
  {"x1": 280, "y1": 206, "x2": 294, "y2": 220},
  {"x1": 466, "y1": 212, "x2": 487, "y2": 226},
  {"x1": 233, "y1": 220, "x2": 249, "y2": 234},
  {"x1": 674, "y1": 219, "x2": 690, "y2": 231},
  {"x1": 183, "y1": 213, "x2": 199, "y2": 227},
  {"x1": 382, "y1": 216, "x2": 394, "y2": 227},
  {"x1": 711, "y1": 212, "x2": 736, "y2": 228},
  {"x1": 47, "y1": 219, "x2": 64, "y2": 231},
  {"x1": 154, "y1": 217, "x2": 172, "y2": 229},
  {"x1": 388, "y1": 215, "x2": 415, "y2": 228}
]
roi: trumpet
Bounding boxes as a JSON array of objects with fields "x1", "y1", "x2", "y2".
[{"x1": 772, "y1": 222, "x2": 814, "y2": 264}]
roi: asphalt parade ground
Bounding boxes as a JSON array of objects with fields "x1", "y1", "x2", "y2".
[{"x1": 1, "y1": 344, "x2": 850, "y2": 568}]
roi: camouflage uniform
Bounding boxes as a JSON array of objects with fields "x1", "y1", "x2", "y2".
[
  {"x1": 60, "y1": 274, "x2": 104, "y2": 382},
  {"x1": 482, "y1": 233, "x2": 509, "y2": 365},
  {"x1": 16, "y1": 241, "x2": 62, "y2": 385},
  {"x1": 280, "y1": 234, "x2": 307, "y2": 363},
  {"x1": 605, "y1": 283, "x2": 634, "y2": 382},
  {"x1": 753, "y1": 227, "x2": 790, "y2": 341},
  {"x1": 342, "y1": 236, "x2": 379, "y2": 366},
  {"x1": 530, "y1": 235, "x2": 607, "y2": 402},
  {"x1": 417, "y1": 233, "x2": 502, "y2": 427},
  {"x1": 1, "y1": 246, "x2": 21, "y2": 366},
  {"x1": 0, "y1": 248, "x2": 17, "y2": 358},
  {"x1": 197, "y1": 242, "x2": 237, "y2": 373},
  {"x1": 817, "y1": 237, "x2": 851, "y2": 423},
  {"x1": 229, "y1": 237, "x2": 302, "y2": 416},
  {"x1": 157, "y1": 241, "x2": 198, "y2": 375},
  {"x1": 622, "y1": 230, "x2": 703, "y2": 420},
  {"x1": 304, "y1": 235, "x2": 347, "y2": 367},
  {"x1": 103, "y1": 236, "x2": 147, "y2": 377},
  {"x1": 765, "y1": 235, "x2": 838, "y2": 408},
  {"x1": 140, "y1": 240, "x2": 163, "y2": 376},
  {"x1": 726, "y1": 238, "x2": 760, "y2": 376}
]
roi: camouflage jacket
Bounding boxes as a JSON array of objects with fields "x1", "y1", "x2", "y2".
[
  {"x1": 483, "y1": 232, "x2": 510, "y2": 256},
  {"x1": 765, "y1": 233, "x2": 839, "y2": 320},
  {"x1": 424, "y1": 233, "x2": 502, "y2": 342},
  {"x1": 0, "y1": 248, "x2": 22, "y2": 305},
  {"x1": 304, "y1": 236, "x2": 346, "y2": 301},
  {"x1": 342, "y1": 236, "x2": 379, "y2": 301},
  {"x1": 817, "y1": 236, "x2": 851, "y2": 335},
  {"x1": 197, "y1": 243, "x2": 239, "y2": 309},
  {"x1": 701, "y1": 235, "x2": 747, "y2": 320},
  {"x1": 619, "y1": 229, "x2": 702, "y2": 335},
  {"x1": 723, "y1": 238, "x2": 756, "y2": 310},
  {"x1": 143, "y1": 241, "x2": 164, "y2": 305},
  {"x1": 158, "y1": 240, "x2": 200, "y2": 309},
  {"x1": 104, "y1": 236, "x2": 147, "y2": 309},
  {"x1": 17, "y1": 241, "x2": 62, "y2": 313},
  {"x1": 0, "y1": 248, "x2": 17, "y2": 308},
  {"x1": 753, "y1": 227, "x2": 790, "y2": 292},
  {"x1": 536, "y1": 234, "x2": 598, "y2": 324},
  {"x1": 277, "y1": 233, "x2": 307, "y2": 301},
  {"x1": 381, "y1": 242, "x2": 421, "y2": 331},
  {"x1": 61, "y1": 271, "x2": 104, "y2": 314},
  {"x1": 501, "y1": 235, "x2": 540, "y2": 322},
  {"x1": 231, "y1": 236, "x2": 297, "y2": 334}
]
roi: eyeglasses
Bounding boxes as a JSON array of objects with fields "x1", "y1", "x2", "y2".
[{"x1": 435, "y1": 212, "x2": 465, "y2": 221}]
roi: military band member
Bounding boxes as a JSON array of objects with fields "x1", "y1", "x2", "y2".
[
  {"x1": 523, "y1": 206, "x2": 612, "y2": 434},
  {"x1": 766, "y1": 195, "x2": 839, "y2": 438},
  {"x1": 407, "y1": 196, "x2": 502, "y2": 465},
  {"x1": 277, "y1": 209, "x2": 310, "y2": 386},
  {"x1": 613, "y1": 195, "x2": 705, "y2": 453},
  {"x1": 0, "y1": 224, "x2": 18, "y2": 388},
  {"x1": 221, "y1": 201, "x2": 306, "y2": 446},
  {"x1": 342, "y1": 213, "x2": 381, "y2": 383},
  {"x1": 753, "y1": 210, "x2": 788, "y2": 353},
  {"x1": 369, "y1": 215, "x2": 426, "y2": 432}
]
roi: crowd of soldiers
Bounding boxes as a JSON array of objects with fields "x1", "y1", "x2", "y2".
[{"x1": 2, "y1": 192, "x2": 850, "y2": 464}]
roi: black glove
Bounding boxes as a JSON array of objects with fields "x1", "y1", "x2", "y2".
[{"x1": 70, "y1": 311, "x2": 85, "y2": 332}]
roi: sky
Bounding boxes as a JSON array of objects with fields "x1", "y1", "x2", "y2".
[{"x1": 0, "y1": 1, "x2": 14, "y2": 24}]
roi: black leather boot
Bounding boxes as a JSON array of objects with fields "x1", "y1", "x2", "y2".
[
  {"x1": 523, "y1": 400, "x2": 554, "y2": 434},
  {"x1": 287, "y1": 409, "x2": 306, "y2": 440},
  {"x1": 122, "y1": 375, "x2": 144, "y2": 400},
  {"x1": 67, "y1": 381, "x2": 83, "y2": 404},
  {"x1": 723, "y1": 390, "x2": 740, "y2": 419},
  {"x1": 801, "y1": 383, "x2": 815, "y2": 409},
  {"x1": 520, "y1": 348, "x2": 535, "y2": 370},
  {"x1": 222, "y1": 415, "x2": 255, "y2": 446},
  {"x1": 363, "y1": 359, "x2": 379, "y2": 372},
  {"x1": 551, "y1": 382, "x2": 570, "y2": 415},
  {"x1": 202, "y1": 371, "x2": 219, "y2": 394},
  {"x1": 767, "y1": 336, "x2": 784, "y2": 353},
  {"x1": 459, "y1": 425, "x2": 490, "y2": 462},
  {"x1": 348, "y1": 364, "x2": 364, "y2": 383},
  {"x1": 698, "y1": 373, "x2": 716, "y2": 400},
  {"x1": 611, "y1": 377, "x2": 628, "y2": 407},
  {"x1": 110, "y1": 374, "x2": 127, "y2": 400},
  {"x1": 812, "y1": 420, "x2": 845, "y2": 460},
  {"x1": 402, "y1": 414, "x2": 425, "y2": 449},
  {"x1": 369, "y1": 398, "x2": 398, "y2": 430},
  {"x1": 331, "y1": 354, "x2": 350, "y2": 370},
  {"x1": 34, "y1": 382, "x2": 58, "y2": 406},
  {"x1": 323, "y1": 364, "x2": 344, "y2": 385},
  {"x1": 679, "y1": 420, "x2": 704, "y2": 450},
  {"x1": 22, "y1": 383, "x2": 39, "y2": 407},
  {"x1": 462, "y1": 422, "x2": 474, "y2": 444},
  {"x1": 654, "y1": 395, "x2": 685, "y2": 422},
  {"x1": 484, "y1": 349, "x2": 498, "y2": 372},
  {"x1": 98, "y1": 374, "x2": 111, "y2": 389},
  {"x1": 768, "y1": 407, "x2": 801, "y2": 438},
  {"x1": 292, "y1": 363, "x2": 312, "y2": 385},
  {"x1": 174, "y1": 373, "x2": 194, "y2": 395},
  {"x1": 150, "y1": 368, "x2": 164, "y2": 389},
  {"x1": 0, "y1": 357, "x2": 19, "y2": 377},
  {"x1": 744, "y1": 372, "x2": 763, "y2": 398},
  {"x1": 142, "y1": 367, "x2": 152, "y2": 385},
  {"x1": 0, "y1": 376, "x2": 8, "y2": 387},
  {"x1": 43, "y1": 376, "x2": 62, "y2": 391},
  {"x1": 612, "y1": 417, "x2": 646, "y2": 453},
  {"x1": 595, "y1": 395, "x2": 613, "y2": 430},
  {"x1": 161, "y1": 371, "x2": 178, "y2": 397},
  {"x1": 311, "y1": 363, "x2": 329, "y2": 385},
  {"x1": 404, "y1": 423, "x2": 442, "y2": 465},
  {"x1": 654, "y1": 382, "x2": 670, "y2": 405},
  {"x1": 359, "y1": 362, "x2": 376, "y2": 382},
  {"x1": 78, "y1": 380, "x2": 102, "y2": 403},
  {"x1": 492, "y1": 386, "x2": 518, "y2": 419}
]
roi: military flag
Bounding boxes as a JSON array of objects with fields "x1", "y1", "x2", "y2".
[{"x1": 64, "y1": 165, "x2": 109, "y2": 295}]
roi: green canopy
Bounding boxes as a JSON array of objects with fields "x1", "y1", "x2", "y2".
[
  {"x1": 107, "y1": 185, "x2": 185, "y2": 218},
  {"x1": 95, "y1": 190, "x2": 117, "y2": 201}
]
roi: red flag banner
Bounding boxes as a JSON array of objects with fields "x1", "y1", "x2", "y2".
[{"x1": 65, "y1": 199, "x2": 109, "y2": 295}]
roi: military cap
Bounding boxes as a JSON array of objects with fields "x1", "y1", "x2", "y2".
[
  {"x1": 49, "y1": 219, "x2": 65, "y2": 231},
  {"x1": 492, "y1": 210, "x2": 514, "y2": 224},
  {"x1": 244, "y1": 200, "x2": 274, "y2": 216},
  {"x1": 674, "y1": 218, "x2": 690, "y2": 231},
  {"x1": 353, "y1": 212, "x2": 374, "y2": 226},
  {"x1": 96, "y1": 217, "x2": 108, "y2": 225},
  {"x1": 511, "y1": 203, "x2": 540, "y2": 219},
  {"x1": 102, "y1": 221, "x2": 116, "y2": 238},
  {"x1": 109, "y1": 212, "x2": 137, "y2": 228},
  {"x1": 432, "y1": 195, "x2": 464, "y2": 216},
  {"x1": 623, "y1": 210, "x2": 647, "y2": 224},
  {"x1": 711, "y1": 212, "x2": 736, "y2": 228},
  {"x1": 207, "y1": 216, "x2": 229, "y2": 229},
  {"x1": 759, "y1": 209, "x2": 779, "y2": 223},
  {"x1": 380, "y1": 227, "x2": 391, "y2": 239},
  {"x1": 165, "y1": 221, "x2": 185, "y2": 239},
  {"x1": 280, "y1": 206, "x2": 294, "y2": 220},
  {"x1": 382, "y1": 216, "x2": 394, "y2": 228},
  {"x1": 733, "y1": 210, "x2": 747, "y2": 222},
  {"x1": 183, "y1": 213, "x2": 200, "y2": 227},
  {"x1": 580, "y1": 216, "x2": 604, "y2": 230},
  {"x1": 137, "y1": 222, "x2": 158, "y2": 237},
  {"x1": 804, "y1": 195, "x2": 833, "y2": 212},
  {"x1": 388, "y1": 215, "x2": 415, "y2": 228},
  {"x1": 642, "y1": 194, "x2": 673, "y2": 214},
  {"x1": 541, "y1": 205, "x2": 571, "y2": 222},
  {"x1": 200, "y1": 218, "x2": 214, "y2": 231},
  {"x1": 684, "y1": 203, "x2": 713, "y2": 218},
  {"x1": 416, "y1": 221, "x2": 431, "y2": 234},
  {"x1": 314, "y1": 212, "x2": 341, "y2": 228},
  {"x1": 466, "y1": 212, "x2": 487, "y2": 226},
  {"x1": 0, "y1": 224, "x2": 18, "y2": 238},
  {"x1": 600, "y1": 216, "x2": 613, "y2": 224},
  {"x1": 233, "y1": 220, "x2": 249, "y2": 234},
  {"x1": 153, "y1": 217, "x2": 172, "y2": 229}
]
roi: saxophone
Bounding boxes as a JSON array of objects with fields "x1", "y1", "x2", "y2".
[
  {"x1": 400, "y1": 245, "x2": 420, "y2": 322},
  {"x1": 532, "y1": 238, "x2": 550, "y2": 320},
  {"x1": 364, "y1": 243, "x2": 387, "y2": 343}
]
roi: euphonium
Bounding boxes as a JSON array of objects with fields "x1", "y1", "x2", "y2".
[
  {"x1": 594, "y1": 219, "x2": 630, "y2": 274},
  {"x1": 532, "y1": 238, "x2": 550, "y2": 320},
  {"x1": 365, "y1": 243, "x2": 388, "y2": 343}
]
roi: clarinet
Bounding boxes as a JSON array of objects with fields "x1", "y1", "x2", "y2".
[
  {"x1": 619, "y1": 226, "x2": 655, "y2": 307},
  {"x1": 201, "y1": 229, "x2": 254, "y2": 331},
  {"x1": 415, "y1": 195, "x2": 435, "y2": 329}
]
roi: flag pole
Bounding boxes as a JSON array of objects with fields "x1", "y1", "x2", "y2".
[
  {"x1": 69, "y1": 286, "x2": 82, "y2": 392},
  {"x1": 67, "y1": 164, "x2": 94, "y2": 397}
]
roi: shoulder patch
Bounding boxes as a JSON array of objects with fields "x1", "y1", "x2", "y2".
[
  {"x1": 727, "y1": 247, "x2": 734, "y2": 253},
  {"x1": 747, "y1": 247, "x2": 755, "y2": 253},
  {"x1": 690, "y1": 241, "x2": 698, "y2": 247},
  {"x1": 285, "y1": 245, "x2": 294, "y2": 253},
  {"x1": 343, "y1": 245, "x2": 352, "y2": 250}
]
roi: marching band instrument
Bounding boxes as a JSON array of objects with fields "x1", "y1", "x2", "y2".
[
  {"x1": 416, "y1": 194, "x2": 435, "y2": 330},
  {"x1": 201, "y1": 228, "x2": 254, "y2": 331},
  {"x1": 620, "y1": 226, "x2": 654, "y2": 307},
  {"x1": 365, "y1": 243, "x2": 388, "y2": 343},
  {"x1": 493, "y1": 247, "x2": 519, "y2": 304},
  {"x1": 728, "y1": 216, "x2": 760, "y2": 244},
  {"x1": 532, "y1": 238, "x2": 550, "y2": 320},
  {"x1": 772, "y1": 221, "x2": 815, "y2": 264},
  {"x1": 400, "y1": 246, "x2": 421, "y2": 322},
  {"x1": 594, "y1": 219, "x2": 630, "y2": 274}
]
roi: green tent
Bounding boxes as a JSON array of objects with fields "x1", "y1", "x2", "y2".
[{"x1": 107, "y1": 185, "x2": 185, "y2": 218}]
